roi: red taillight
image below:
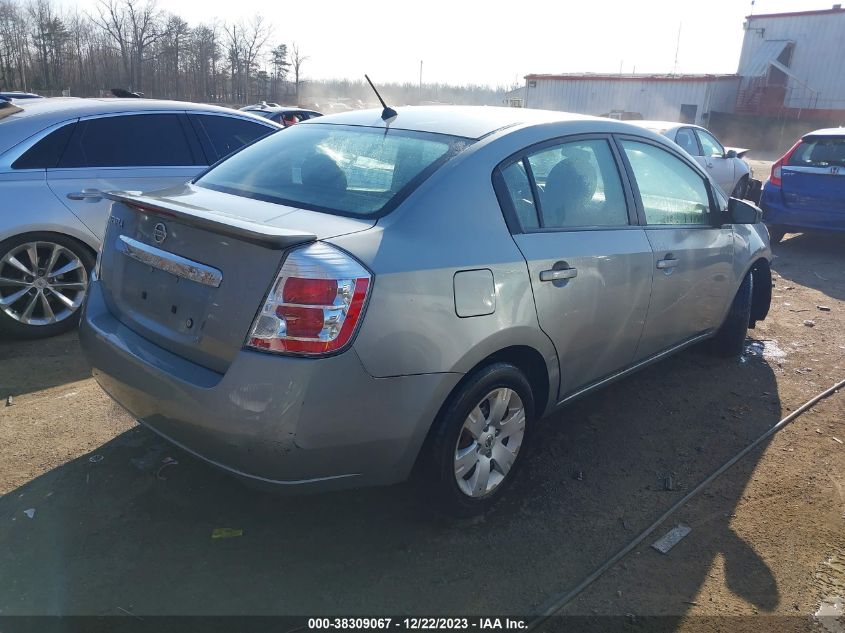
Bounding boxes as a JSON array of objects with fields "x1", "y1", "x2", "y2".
[
  {"x1": 247, "y1": 243, "x2": 371, "y2": 357},
  {"x1": 770, "y1": 140, "x2": 802, "y2": 187},
  {"x1": 282, "y1": 277, "x2": 338, "y2": 305}
]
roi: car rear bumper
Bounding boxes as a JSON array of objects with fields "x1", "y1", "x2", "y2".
[
  {"x1": 80, "y1": 280, "x2": 461, "y2": 492},
  {"x1": 761, "y1": 184, "x2": 845, "y2": 232}
]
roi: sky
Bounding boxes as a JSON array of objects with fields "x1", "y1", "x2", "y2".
[{"x1": 69, "y1": 0, "x2": 834, "y2": 87}]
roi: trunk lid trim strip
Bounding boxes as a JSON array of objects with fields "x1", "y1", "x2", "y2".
[{"x1": 116, "y1": 235, "x2": 223, "y2": 288}]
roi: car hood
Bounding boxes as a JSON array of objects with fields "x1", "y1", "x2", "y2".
[{"x1": 725, "y1": 146, "x2": 751, "y2": 159}]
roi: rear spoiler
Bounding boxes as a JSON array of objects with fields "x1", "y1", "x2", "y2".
[{"x1": 106, "y1": 191, "x2": 316, "y2": 250}]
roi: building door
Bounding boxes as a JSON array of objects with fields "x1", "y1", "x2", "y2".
[{"x1": 679, "y1": 104, "x2": 698, "y2": 124}]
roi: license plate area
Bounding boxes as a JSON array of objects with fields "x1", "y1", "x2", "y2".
[{"x1": 118, "y1": 257, "x2": 214, "y2": 342}]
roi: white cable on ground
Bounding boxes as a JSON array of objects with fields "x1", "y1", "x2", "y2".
[{"x1": 527, "y1": 377, "x2": 845, "y2": 630}]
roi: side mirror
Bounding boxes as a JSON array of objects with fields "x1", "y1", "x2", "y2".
[
  {"x1": 728, "y1": 197, "x2": 762, "y2": 224},
  {"x1": 725, "y1": 149, "x2": 737, "y2": 159}
]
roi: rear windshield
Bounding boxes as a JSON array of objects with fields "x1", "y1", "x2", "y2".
[
  {"x1": 195, "y1": 123, "x2": 470, "y2": 217},
  {"x1": 788, "y1": 137, "x2": 845, "y2": 168}
]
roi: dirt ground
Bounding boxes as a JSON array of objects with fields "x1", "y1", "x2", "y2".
[{"x1": 0, "y1": 198, "x2": 843, "y2": 630}]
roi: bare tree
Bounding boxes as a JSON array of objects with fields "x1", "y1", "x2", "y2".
[
  {"x1": 0, "y1": 0, "x2": 31, "y2": 90},
  {"x1": 92, "y1": 0, "x2": 130, "y2": 87},
  {"x1": 92, "y1": 0, "x2": 167, "y2": 92},
  {"x1": 291, "y1": 42, "x2": 307, "y2": 105}
]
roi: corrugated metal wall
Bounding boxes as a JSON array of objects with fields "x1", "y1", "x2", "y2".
[
  {"x1": 524, "y1": 78, "x2": 740, "y2": 124},
  {"x1": 738, "y1": 12, "x2": 845, "y2": 110}
]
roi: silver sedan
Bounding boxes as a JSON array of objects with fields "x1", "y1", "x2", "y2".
[
  {"x1": 81, "y1": 106, "x2": 772, "y2": 516},
  {"x1": 627, "y1": 120, "x2": 754, "y2": 199},
  {"x1": 0, "y1": 97, "x2": 279, "y2": 338}
]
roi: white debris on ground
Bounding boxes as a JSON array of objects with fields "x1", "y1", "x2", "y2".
[
  {"x1": 743, "y1": 340, "x2": 788, "y2": 362},
  {"x1": 816, "y1": 596, "x2": 844, "y2": 633},
  {"x1": 816, "y1": 553, "x2": 845, "y2": 633}
]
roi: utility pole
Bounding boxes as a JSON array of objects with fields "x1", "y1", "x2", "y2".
[{"x1": 673, "y1": 22, "x2": 682, "y2": 75}]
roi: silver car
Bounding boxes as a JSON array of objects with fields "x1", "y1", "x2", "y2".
[
  {"x1": 627, "y1": 120, "x2": 754, "y2": 199},
  {"x1": 0, "y1": 97, "x2": 280, "y2": 338},
  {"x1": 80, "y1": 106, "x2": 772, "y2": 516}
]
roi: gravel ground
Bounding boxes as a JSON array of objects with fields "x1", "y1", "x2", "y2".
[{"x1": 0, "y1": 211, "x2": 843, "y2": 629}]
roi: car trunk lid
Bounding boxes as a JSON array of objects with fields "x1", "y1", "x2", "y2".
[{"x1": 98, "y1": 186, "x2": 375, "y2": 373}]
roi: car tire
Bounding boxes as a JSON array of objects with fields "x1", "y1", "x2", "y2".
[
  {"x1": 731, "y1": 176, "x2": 749, "y2": 200},
  {"x1": 0, "y1": 233, "x2": 95, "y2": 339},
  {"x1": 708, "y1": 272, "x2": 753, "y2": 359},
  {"x1": 418, "y1": 362, "x2": 535, "y2": 518},
  {"x1": 767, "y1": 226, "x2": 786, "y2": 245}
]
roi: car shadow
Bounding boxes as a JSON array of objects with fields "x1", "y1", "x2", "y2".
[
  {"x1": 772, "y1": 232, "x2": 845, "y2": 302},
  {"x1": 0, "y1": 331, "x2": 91, "y2": 398},
  {"x1": 0, "y1": 342, "x2": 782, "y2": 621}
]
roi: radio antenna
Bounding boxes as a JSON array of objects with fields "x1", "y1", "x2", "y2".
[{"x1": 365, "y1": 74, "x2": 398, "y2": 122}]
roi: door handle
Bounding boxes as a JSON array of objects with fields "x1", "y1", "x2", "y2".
[
  {"x1": 705, "y1": 162, "x2": 713, "y2": 169},
  {"x1": 656, "y1": 257, "x2": 679, "y2": 270},
  {"x1": 67, "y1": 189, "x2": 103, "y2": 201},
  {"x1": 540, "y1": 267, "x2": 578, "y2": 282}
]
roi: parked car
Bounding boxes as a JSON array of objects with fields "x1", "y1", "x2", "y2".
[
  {"x1": 760, "y1": 128, "x2": 845, "y2": 243},
  {"x1": 80, "y1": 106, "x2": 772, "y2": 516},
  {"x1": 627, "y1": 120, "x2": 757, "y2": 199},
  {"x1": 0, "y1": 91, "x2": 44, "y2": 101},
  {"x1": 0, "y1": 97, "x2": 281, "y2": 338},
  {"x1": 239, "y1": 103, "x2": 322, "y2": 126}
]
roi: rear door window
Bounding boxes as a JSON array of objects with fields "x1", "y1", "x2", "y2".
[
  {"x1": 621, "y1": 140, "x2": 712, "y2": 225},
  {"x1": 192, "y1": 114, "x2": 274, "y2": 161},
  {"x1": 788, "y1": 136, "x2": 845, "y2": 168},
  {"x1": 59, "y1": 114, "x2": 197, "y2": 168},
  {"x1": 523, "y1": 139, "x2": 629, "y2": 229},
  {"x1": 12, "y1": 122, "x2": 76, "y2": 169}
]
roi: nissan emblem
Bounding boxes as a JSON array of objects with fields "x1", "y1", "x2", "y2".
[{"x1": 153, "y1": 222, "x2": 167, "y2": 244}]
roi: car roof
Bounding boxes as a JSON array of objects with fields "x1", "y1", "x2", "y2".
[
  {"x1": 6, "y1": 97, "x2": 262, "y2": 120},
  {"x1": 803, "y1": 127, "x2": 845, "y2": 138},
  {"x1": 0, "y1": 98, "x2": 279, "y2": 157},
  {"x1": 244, "y1": 105, "x2": 316, "y2": 114},
  {"x1": 307, "y1": 105, "x2": 600, "y2": 139},
  {"x1": 0, "y1": 91, "x2": 43, "y2": 99},
  {"x1": 625, "y1": 120, "x2": 698, "y2": 134}
]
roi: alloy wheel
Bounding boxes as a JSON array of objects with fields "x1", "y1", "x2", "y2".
[
  {"x1": 0, "y1": 241, "x2": 88, "y2": 326},
  {"x1": 453, "y1": 387, "x2": 526, "y2": 498}
]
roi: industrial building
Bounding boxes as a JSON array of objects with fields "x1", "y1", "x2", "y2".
[
  {"x1": 522, "y1": 73, "x2": 739, "y2": 125},
  {"x1": 521, "y1": 5, "x2": 845, "y2": 127},
  {"x1": 736, "y1": 5, "x2": 845, "y2": 118}
]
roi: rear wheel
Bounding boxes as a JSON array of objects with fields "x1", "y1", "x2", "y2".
[
  {"x1": 0, "y1": 233, "x2": 94, "y2": 339},
  {"x1": 708, "y1": 272, "x2": 753, "y2": 358},
  {"x1": 419, "y1": 362, "x2": 534, "y2": 517}
]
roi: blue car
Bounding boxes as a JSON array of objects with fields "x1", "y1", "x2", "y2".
[{"x1": 761, "y1": 128, "x2": 845, "y2": 243}]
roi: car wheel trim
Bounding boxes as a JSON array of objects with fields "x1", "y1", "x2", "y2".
[
  {"x1": 0, "y1": 241, "x2": 88, "y2": 326},
  {"x1": 454, "y1": 387, "x2": 526, "y2": 498}
]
